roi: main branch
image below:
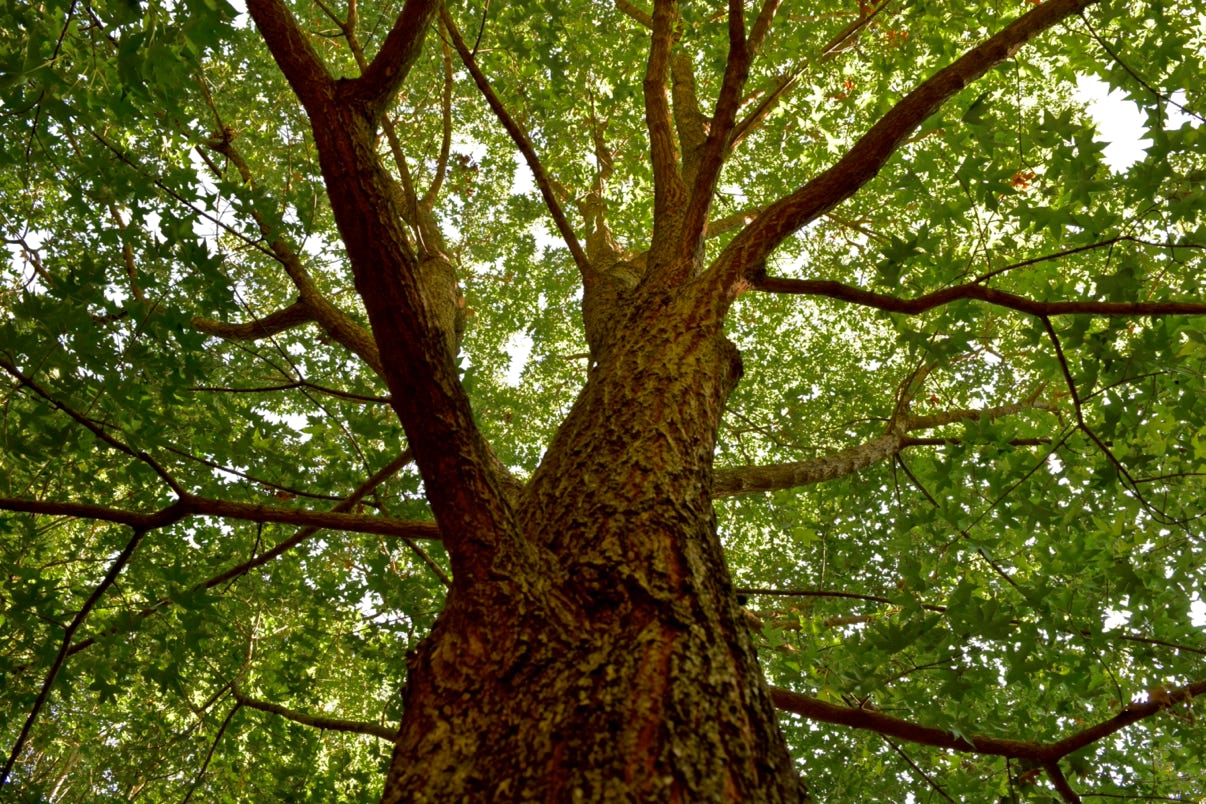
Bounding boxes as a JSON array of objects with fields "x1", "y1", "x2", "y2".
[
  {"x1": 753, "y1": 276, "x2": 1206, "y2": 317},
  {"x1": 708, "y1": 0, "x2": 1101, "y2": 295}
]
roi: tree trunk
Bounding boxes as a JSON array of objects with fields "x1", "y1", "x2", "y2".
[
  {"x1": 382, "y1": 282, "x2": 804, "y2": 801},
  {"x1": 244, "y1": 3, "x2": 803, "y2": 795}
]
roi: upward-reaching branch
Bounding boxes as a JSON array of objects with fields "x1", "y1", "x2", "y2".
[
  {"x1": 248, "y1": 0, "x2": 517, "y2": 581},
  {"x1": 707, "y1": 0, "x2": 1101, "y2": 295},
  {"x1": 673, "y1": 0, "x2": 758, "y2": 279},
  {"x1": 644, "y1": 0, "x2": 687, "y2": 271},
  {"x1": 245, "y1": 0, "x2": 334, "y2": 112},
  {"x1": 344, "y1": 0, "x2": 440, "y2": 119},
  {"x1": 440, "y1": 6, "x2": 593, "y2": 279}
]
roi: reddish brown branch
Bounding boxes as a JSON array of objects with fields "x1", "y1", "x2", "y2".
[
  {"x1": 245, "y1": 0, "x2": 334, "y2": 112},
  {"x1": 770, "y1": 677, "x2": 1206, "y2": 762},
  {"x1": 350, "y1": 0, "x2": 439, "y2": 118},
  {"x1": 0, "y1": 494, "x2": 441, "y2": 541},
  {"x1": 674, "y1": 0, "x2": 752, "y2": 277},
  {"x1": 1044, "y1": 761, "x2": 1081, "y2": 803},
  {"x1": 709, "y1": 0, "x2": 1102, "y2": 293},
  {"x1": 752, "y1": 276, "x2": 1206, "y2": 317},
  {"x1": 747, "y1": 0, "x2": 782, "y2": 60},
  {"x1": 644, "y1": 0, "x2": 687, "y2": 259}
]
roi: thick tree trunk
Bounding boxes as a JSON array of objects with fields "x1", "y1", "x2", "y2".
[
  {"x1": 245, "y1": 4, "x2": 801, "y2": 795},
  {"x1": 382, "y1": 283, "x2": 803, "y2": 801}
]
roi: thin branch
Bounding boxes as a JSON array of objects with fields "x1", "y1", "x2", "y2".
[
  {"x1": 975, "y1": 236, "x2": 1202, "y2": 284},
  {"x1": 1079, "y1": 15, "x2": 1205, "y2": 125},
  {"x1": 62, "y1": 451, "x2": 418, "y2": 659},
  {"x1": 751, "y1": 276, "x2": 1206, "y2": 317},
  {"x1": 729, "y1": 0, "x2": 902, "y2": 155},
  {"x1": 1, "y1": 528, "x2": 148, "y2": 787},
  {"x1": 181, "y1": 702, "x2": 241, "y2": 804},
  {"x1": 197, "y1": 125, "x2": 385, "y2": 376},
  {"x1": 189, "y1": 380, "x2": 389, "y2": 405},
  {"x1": 728, "y1": 67, "x2": 803, "y2": 154},
  {"x1": 439, "y1": 6, "x2": 592, "y2": 279},
  {"x1": 1040, "y1": 317, "x2": 1178, "y2": 525},
  {"x1": 0, "y1": 494, "x2": 440, "y2": 542},
  {"x1": 0, "y1": 357, "x2": 184, "y2": 495},
  {"x1": 884, "y1": 738, "x2": 956, "y2": 802},
  {"x1": 706, "y1": 206, "x2": 764, "y2": 239},
  {"x1": 232, "y1": 680, "x2": 395, "y2": 740},
  {"x1": 740, "y1": 586, "x2": 1206, "y2": 658},
  {"x1": 769, "y1": 677, "x2": 1206, "y2": 762},
  {"x1": 709, "y1": 0, "x2": 1102, "y2": 293}
]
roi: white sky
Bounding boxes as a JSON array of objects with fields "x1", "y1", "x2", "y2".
[{"x1": 1075, "y1": 75, "x2": 1150, "y2": 172}]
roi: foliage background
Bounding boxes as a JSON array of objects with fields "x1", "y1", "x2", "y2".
[{"x1": 1, "y1": 0, "x2": 1203, "y2": 799}]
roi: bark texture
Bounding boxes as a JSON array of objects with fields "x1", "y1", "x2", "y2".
[{"x1": 382, "y1": 279, "x2": 802, "y2": 801}]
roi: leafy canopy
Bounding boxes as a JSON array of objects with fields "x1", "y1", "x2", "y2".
[{"x1": 1, "y1": 0, "x2": 1204, "y2": 800}]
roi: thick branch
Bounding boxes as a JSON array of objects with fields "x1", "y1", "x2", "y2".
[
  {"x1": 747, "y1": 0, "x2": 782, "y2": 60},
  {"x1": 614, "y1": 0, "x2": 652, "y2": 28},
  {"x1": 674, "y1": 0, "x2": 751, "y2": 277},
  {"x1": 247, "y1": 0, "x2": 518, "y2": 576},
  {"x1": 770, "y1": 677, "x2": 1206, "y2": 762},
  {"x1": 440, "y1": 7, "x2": 592, "y2": 279},
  {"x1": 709, "y1": 0, "x2": 1101, "y2": 292},
  {"x1": 192, "y1": 299, "x2": 314, "y2": 340},
  {"x1": 232, "y1": 681, "x2": 396, "y2": 740},
  {"x1": 670, "y1": 52, "x2": 708, "y2": 180},
  {"x1": 349, "y1": 0, "x2": 439, "y2": 118},
  {"x1": 752, "y1": 276, "x2": 1206, "y2": 317},
  {"x1": 644, "y1": 0, "x2": 687, "y2": 266},
  {"x1": 715, "y1": 433, "x2": 901, "y2": 497},
  {"x1": 716, "y1": 398, "x2": 1052, "y2": 497},
  {"x1": 245, "y1": 0, "x2": 334, "y2": 112}
]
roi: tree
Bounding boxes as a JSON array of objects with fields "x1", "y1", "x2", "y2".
[{"x1": 1, "y1": 0, "x2": 1203, "y2": 798}]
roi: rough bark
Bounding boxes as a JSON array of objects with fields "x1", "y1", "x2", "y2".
[{"x1": 383, "y1": 278, "x2": 802, "y2": 801}]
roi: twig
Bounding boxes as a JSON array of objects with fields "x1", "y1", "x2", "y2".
[{"x1": 1, "y1": 528, "x2": 148, "y2": 786}]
